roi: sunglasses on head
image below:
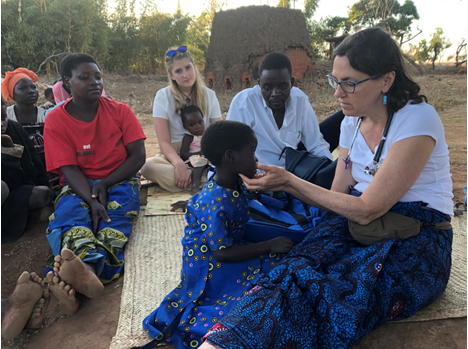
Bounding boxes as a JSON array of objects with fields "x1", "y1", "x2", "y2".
[{"x1": 166, "y1": 46, "x2": 188, "y2": 58}]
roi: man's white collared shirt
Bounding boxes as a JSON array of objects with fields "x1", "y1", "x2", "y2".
[{"x1": 227, "y1": 85, "x2": 332, "y2": 167}]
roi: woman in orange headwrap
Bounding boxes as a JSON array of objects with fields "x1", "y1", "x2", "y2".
[
  {"x1": 1, "y1": 68, "x2": 47, "y2": 139},
  {"x1": 1, "y1": 67, "x2": 58, "y2": 186}
]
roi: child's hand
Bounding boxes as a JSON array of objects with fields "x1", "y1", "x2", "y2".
[
  {"x1": 267, "y1": 237, "x2": 295, "y2": 254},
  {"x1": 170, "y1": 200, "x2": 188, "y2": 212}
]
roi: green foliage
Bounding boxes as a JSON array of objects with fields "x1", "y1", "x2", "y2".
[
  {"x1": 1, "y1": 0, "x2": 214, "y2": 74},
  {"x1": 408, "y1": 28, "x2": 452, "y2": 69},
  {"x1": 303, "y1": 0, "x2": 320, "y2": 19},
  {"x1": 276, "y1": 0, "x2": 320, "y2": 20},
  {"x1": 186, "y1": 0, "x2": 224, "y2": 69},
  {"x1": 1, "y1": 0, "x2": 110, "y2": 73},
  {"x1": 347, "y1": 0, "x2": 419, "y2": 44},
  {"x1": 308, "y1": 16, "x2": 349, "y2": 59},
  {"x1": 427, "y1": 28, "x2": 452, "y2": 69},
  {"x1": 138, "y1": 10, "x2": 191, "y2": 74},
  {"x1": 277, "y1": 0, "x2": 290, "y2": 7}
]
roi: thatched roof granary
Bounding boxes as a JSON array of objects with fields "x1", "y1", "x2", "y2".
[{"x1": 204, "y1": 5, "x2": 316, "y2": 91}]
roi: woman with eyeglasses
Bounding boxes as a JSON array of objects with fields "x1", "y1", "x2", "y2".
[
  {"x1": 140, "y1": 46, "x2": 222, "y2": 192},
  {"x1": 199, "y1": 27, "x2": 453, "y2": 349}
]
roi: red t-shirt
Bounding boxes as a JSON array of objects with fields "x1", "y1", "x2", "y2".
[{"x1": 44, "y1": 97, "x2": 146, "y2": 179}]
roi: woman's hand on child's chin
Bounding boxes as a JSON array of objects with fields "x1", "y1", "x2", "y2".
[{"x1": 240, "y1": 163, "x2": 290, "y2": 192}]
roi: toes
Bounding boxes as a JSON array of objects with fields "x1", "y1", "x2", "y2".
[
  {"x1": 68, "y1": 288, "x2": 75, "y2": 297},
  {"x1": 46, "y1": 271, "x2": 55, "y2": 285},
  {"x1": 54, "y1": 255, "x2": 62, "y2": 263},
  {"x1": 61, "y1": 248, "x2": 75, "y2": 260},
  {"x1": 52, "y1": 275, "x2": 61, "y2": 286},
  {"x1": 43, "y1": 288, "x2": 50, "y2": 299},
  {"x1": 30, "y1": 272, "x2": 43, "y2": 286},
  {"x1": 17, "y1": 271, "x2": 30, "y2": 284},
  {"x1": 58, "y1": 281, "x2": 67, "y2": 289}
]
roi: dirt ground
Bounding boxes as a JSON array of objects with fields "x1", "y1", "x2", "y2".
[{"x1": 1, "y1": 72, "x2": 466, "y2": 348}]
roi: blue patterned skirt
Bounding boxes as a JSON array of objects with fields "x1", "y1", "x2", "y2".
[
  {"x1": 45, "y1": 177, "x2": 140, "y2": 284},
  {"x1": 203, "y1": 198, "x2": 453, "y2": 349}
]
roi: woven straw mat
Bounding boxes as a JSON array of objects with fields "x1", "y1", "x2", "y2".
[{"x1": 110, "y1": 212, "x2": 467, "y2": 348}]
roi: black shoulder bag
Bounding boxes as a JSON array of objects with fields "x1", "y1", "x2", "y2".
[{"x1": 280, "y1": 147, "x2": 336, "y2": 189}]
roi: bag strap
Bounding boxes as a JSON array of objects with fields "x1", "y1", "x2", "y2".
[
  {"x1": 284, "y1": 192, "x2": 310, "y2": 229},
  {"x1": 427, "y1": 221, "x2": 452, "y2": 230}
]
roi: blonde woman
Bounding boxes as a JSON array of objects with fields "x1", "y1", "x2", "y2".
[{"x1": 140, "y1": 46, "x2": 222, "y2": 192}]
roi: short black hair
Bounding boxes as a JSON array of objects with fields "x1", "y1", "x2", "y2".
[
  {"x1": 58, "y1": 52, "x2": 72, "y2": 77},
  {"x1": 201, "y1": 120, "x2": 256, "y2": 166},
  {"x1": 180, "y1": 105, "x2": 203, "y2": 125},
  {"x1": 61, "y1": 53, "x2": 99, "y2": 78},
  {"x1": 259, "y1": 52, "x2": 292, "y2": 76},
  {"x1": 44, "y1": 88, "x2": 53, "y2": 98}
]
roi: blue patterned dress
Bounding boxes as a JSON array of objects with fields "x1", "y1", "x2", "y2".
[
  {"x1": 142, "y1": 178, "x2": 283, "y2": 348},
  {"x1": 45, "y1": 177, "x2": 141, "y2": 283},
  {"x1": 203, "y1": 192, "x2": 453, "y2": 349}
]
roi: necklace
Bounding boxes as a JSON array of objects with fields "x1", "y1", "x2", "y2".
[{"x1": 179, "y1": 87, "x2": 192, "y2": 104}]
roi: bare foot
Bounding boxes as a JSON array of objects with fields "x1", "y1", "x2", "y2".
[
  {"x1": 53, "y1": 249, "x2": 104, "y2": 298},
  {"x1": 25, "y1": 276, "x2": 50, "y2": 330},
  {"x1": 46, "y1": 272, "x2": 79, "y2": 316},
  {"x1": 1, "y1": 271, "x2": 43, "y2": 339}
]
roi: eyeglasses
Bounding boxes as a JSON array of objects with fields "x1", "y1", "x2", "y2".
[
  {"x1": 166, "y1": 46, "x2": 188, "y2": 58},
  {"x1": 326, "y1": 74, "x2": 378, "y2": 94}
]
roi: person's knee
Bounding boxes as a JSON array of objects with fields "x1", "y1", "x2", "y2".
[
  {"x1": 140, "y1": 161, "x2": 161, "y2": 183},
  {"x1": 1, "y1": 181, "x2": 10, "y2": 205},
  {"x1": 29, "y1": 186, "x2": 54, "y2": 210}
]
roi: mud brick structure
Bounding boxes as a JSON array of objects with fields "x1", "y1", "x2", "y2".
[{"x1": 205, "y1": 5, "x2": 316, "y2": 92}]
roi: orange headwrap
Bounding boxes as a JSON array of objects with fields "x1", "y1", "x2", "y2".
[{"x1": 1, "y1": 68, "x2": 38, "y2": 102}]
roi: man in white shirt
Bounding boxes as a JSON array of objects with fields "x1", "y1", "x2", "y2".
[{"x1": 227, "y1": 52, "x2": 333, "y2": 168}]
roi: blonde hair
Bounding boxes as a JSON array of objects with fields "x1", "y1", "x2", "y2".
[{"x1": 165, "y1": 47, "x2": 207, "y2": 116}]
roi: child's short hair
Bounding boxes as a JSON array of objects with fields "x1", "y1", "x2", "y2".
[
  {"x1": 44, "y1": 88, "x2": 53, "y2": 98},
  {"x1": 202, "y1": 120, "x2": 256, "y2": 166},
  {"x1": 180, "y1": 105, "x2": 203, "y2": 125}
]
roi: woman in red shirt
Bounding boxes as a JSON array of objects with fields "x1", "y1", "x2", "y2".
[{"x1": 43, "y1": 53, "x2": 146, "y2": 315}]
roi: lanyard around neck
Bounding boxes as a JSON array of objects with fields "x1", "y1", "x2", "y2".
[
  {"x1": 372, "y1": 111, "x2": 394, "y2": 166},
  {"x1": 343, "y1": 111, "x2": 394, "y2": 175}
]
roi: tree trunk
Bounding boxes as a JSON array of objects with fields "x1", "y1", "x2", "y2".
[{"x1": 402, "y1": 53, "x2": 424, "y2": 75}]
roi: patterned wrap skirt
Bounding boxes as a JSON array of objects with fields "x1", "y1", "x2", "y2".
[
  {"x1": 45, "y1": 177, "x2": 140, "y2": 284},
  {"x1": 203, "y1": 196, "x2": 453, "y2": 349}
]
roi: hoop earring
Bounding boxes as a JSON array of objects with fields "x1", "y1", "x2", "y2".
[{"x1": 383, "y1": 94, "x2": 387, "y2": 105}]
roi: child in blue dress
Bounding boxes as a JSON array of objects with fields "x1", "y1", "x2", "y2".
[{"x1": 142, "y1": 120, "x2": 295, "y2": 348}]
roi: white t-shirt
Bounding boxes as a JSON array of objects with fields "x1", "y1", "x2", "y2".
[
  {"x1": 7, "y1": 105, "x2": 47, "y2": 123},
  {"x1": 339, "y1": 101, "x2": 453, "y2": 216},
  {"x1": 227, "y1": 85, "x2": 332, "y2": 167},
  {"x1": 152, "y1": 86, "x2": 222, "y2": 143}
]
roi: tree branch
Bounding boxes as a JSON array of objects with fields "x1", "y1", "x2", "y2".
[
  {"x1": 401, "y1": 28, "x2": 423, "y2": 45},
  {"x1": 402, "y1": 52, "x2": 425, "y2": 75},
  {"x1": 36, "y1": 51, "x2": 62, "y2": 74}
]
